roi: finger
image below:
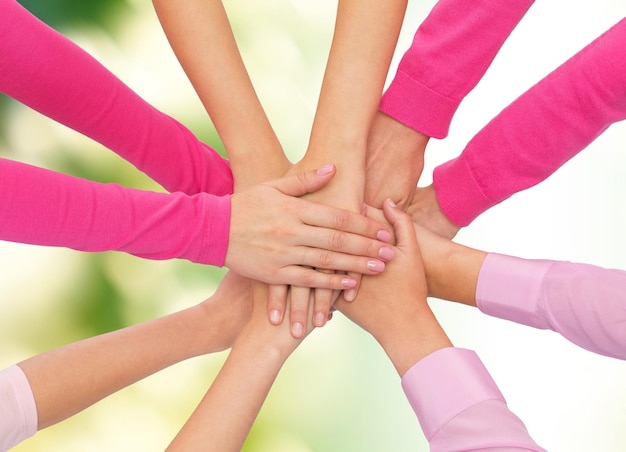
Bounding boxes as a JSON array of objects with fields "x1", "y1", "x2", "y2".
[
  {"x1": 312, "y1": 269, "x2": 335, "y2": 327},
  {"x1": 267, "y1": 284, "x2": 288, "y2": 325},
  {"x1": 277, "y1": 266, "x2": 358, "y2": 290},
  {"x1": 296, "y1": 226, "x2": 395, "y2": 262},
  {"x1": 342, "y1": 271, "x2": 362, "y2": 302},
  {"x1": 288, "y1": 286, "x2": 311, "y2": 338},
  {"x1": 267, "y1": 164, "x2": 336, "y2": 197},
  {"x1": 293, "y1": 250, "x2": 386, "y2": 276},
  {"x1": 299, "y1": 203, "x2": 392, "y2": 244},
  {"x1": 382, "y1": 198, "x2": 417, "y2": 250}
]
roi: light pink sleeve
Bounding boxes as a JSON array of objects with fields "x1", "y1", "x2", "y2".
[
  {"x1": 434, "y1": 18, "x2": 626, "y2": 227},
  {"x1": 0, "y1": 0, "x2": 233, "y2": 197},
  {"x1": 477, "y1": 253, "x2": 626, "y2": 360},
  {"x1": 380, "y1": 0, "x2": 534, "y2": 138},
  {"x1": 401, "y1": 347, "x2": 545, "y2": 451},
  {"x1": 0, "y1": 158, "x2": 230, "y2": 266},
  {"x1": 0, "y1": 366, "x2": 37, "y2": 451}
]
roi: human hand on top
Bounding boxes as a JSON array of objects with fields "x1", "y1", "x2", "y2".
[{"x1": 225, "y1": 164, "x2": 394, "y2": 289}]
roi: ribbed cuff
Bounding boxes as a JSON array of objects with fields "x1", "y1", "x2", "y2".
[{"x1": 379, "y1": 70, "x2": 461, "y2": 139}]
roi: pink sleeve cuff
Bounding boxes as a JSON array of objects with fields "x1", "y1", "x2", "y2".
[
  {"x1": 432, "y1": 156, "x2": 492, "y2": 228},
  {"x1": 476, "y1": 253, "x2": 554, "y2": 330},
  {"x1": 192, "y1": 193, "x2": 231, "y2": 267},
  {"x1": 379, "y1": 70, "x2": 460, "y2": 139},
  {"x1": 0, "y1": 365, "x2": 37, "y2": 450},
  {"x1": 401, "y1": 347, "x2": 504, "y2": 440}
]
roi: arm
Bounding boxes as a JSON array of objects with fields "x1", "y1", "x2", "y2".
[
  {"x1": 335, "y1": 200, "x2": 544, "y2": 450},
  {"x1": 281, "y1": 0, "x2": 406, "y2": 333},
  {"x1": 167, "y1": 284, "x2": 314, "y2": 451},
  {"x1": 0, "y1": 0, "x2": 232, "y2": 197},
  {"x1": 414, "y1": 224, "x2": 626, "y2": 360},
  {"x1": 366, "y1": 0, "x2": 535, "y2": 210},
  {"x1": 152, "y1": 0, "x2": 289, "y2": 186},
  {"x1": 0, "y1": 271, "x2": 251, "y2": 449},
  {"x1": 431, "y1": 18, "x2": 626, "y2": 228}
]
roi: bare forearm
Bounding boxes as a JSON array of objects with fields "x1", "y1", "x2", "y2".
[
  {"x1": 152, "y1": 0, "x2": 288, "y2": 186},
  {"x1": 304, "y1": 0, "x2": 406, "y2": 175},
  {"x1": 167, "y1": 330, "x2": 292, "y2": 451},
  {"x1": 18, "y1": 303, "x2": 222, "y2": 430}
]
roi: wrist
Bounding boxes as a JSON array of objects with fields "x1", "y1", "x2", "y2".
[{"x1": 378, "y1": 308, "x2": 452, "y2": 377}]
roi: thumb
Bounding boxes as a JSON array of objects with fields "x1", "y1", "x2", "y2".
[
  {"x1": 382, "y1": 198, "x2": 417, "y2": 250},
  {"x1": 268, "y1": 164, "x2": 336, "y2": 197}
]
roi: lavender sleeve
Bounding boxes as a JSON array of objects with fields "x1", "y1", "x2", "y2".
[
  {"x1": 380, "y1": 0, "x2": 534, "y2": 139},
  {"x1": 0, "y1": 0, "x2": 233, "y2": 197},
  {"x1": 402, "y1": 347, "x2": 545, "y2": 451},
  {"x1": 477, "y1": 253, "x2": 626, "y2": 360},
  {"x1": 0, "y1": 366, "x2": 37, "y2": 451},
  {"x1": 435, "y1": 18, "x2": 626, "y2": 227}
]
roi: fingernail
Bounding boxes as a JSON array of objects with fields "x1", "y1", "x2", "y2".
[
  {"x1": 367, "y1": 260, "x2": 385, "y2": 272},
  {"x1": 377, "y1": 230, "x2": 392, "y2": 242},
  {"x1": 292, "y1": 322, "x2": 304, "y2": 338},
  {"x1": 314, "y1": 312, "x2": 326, "y2": 326},
  {"x1": 316, "y1": 164, "x2": 334, "y2": 176},
  {"x1": 344, "y1": 288, "x2": 356, "y2": 301},
  {"x1": 342, "y1": 277, "x2": 357, "y2": 288},
  {"x1": 379, "y1": 246, "x2": 395, "y2": 260},
  {"x1": 387, "y1": 198, "x2": 397, "y2": 208},
  {"x1": 269, "y1": 310, "x2": 281, "y2": 325}
]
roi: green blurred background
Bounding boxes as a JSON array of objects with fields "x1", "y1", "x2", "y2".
[{"x1": 2, "y1": 0, "x2": 626, "y2": 450}]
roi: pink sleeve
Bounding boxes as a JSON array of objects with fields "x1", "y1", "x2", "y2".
[
  {"x1": 0, "y1": 0, "x2": 233, "y2": 197},
  {"x1": 380, "y1": 0, "x2": 534, "y2": 138},
  {"x1": 434, "y1": 18, "x2": 626, "y2": 226},
  {"x1": 477, "y1": 253, "x2": 626, "y2": 360},
  {"x1": 0, "y1": 158, "x2": 230, "y2": 266},
  {"x1": 401, "y1": 347, "x2": 545, "y2": 451},
  {"x1": 0, "y1": 365, "x2": 37, "y2": 451}
]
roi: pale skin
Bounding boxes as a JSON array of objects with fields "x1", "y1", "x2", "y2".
[
  {"x1": 17, "y1": 271, "x2": 252, "y2": 430},
  {"x1": 154, "y1": 0, "x2": 406, "y2": 337},
  {"x1": 167, "y1": 283, "x2": 316, "y2": 451},
  {"x1": 335, "y1": 199, "x2": 453, "y2": 377}
]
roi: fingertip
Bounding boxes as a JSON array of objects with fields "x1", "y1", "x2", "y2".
[
  {"x1": 316, "y1": 163, "x2": 335, "y2": 176},
  {"x1": 269, "y1": 309, "x2": 282, "y2": 325}
]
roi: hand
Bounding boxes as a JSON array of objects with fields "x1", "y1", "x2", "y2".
[
  {"x1": 336, "y1": 199, "x2": 451, "y2": 376},
  {"x1": 226, "y1": 164, "x2": 394, "y2": 288},
  {"x1": 365, "y1": 111, "x2": 429, "y2": 210},
  {"x1": 406, "y1": 184, "x2": 460, "y2": 239}
]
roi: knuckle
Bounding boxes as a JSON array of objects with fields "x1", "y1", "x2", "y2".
[
  {"x1": 318, "y1": 250, "x2": 334, "y2": 268},
  {"x1": 334, "y1": 209, "x2": 352, "y2": 230},
  {"x1": 329, "y1": 230, "x2": 348, "y2": 250}
]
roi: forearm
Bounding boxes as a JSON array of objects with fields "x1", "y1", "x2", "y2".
[
  {"x1": 18, "y1": 302, "x2": 227, "y2": 430},
  {"x1": 167, "y1": 326, "x2": 295, "y2": 451},
  {"x1": 377, "y1": 307, "x2": 452, "y2": 377},
  {"x1": 153, "y1": 0, "x2": 288, "y2": 187},
  {"x1": 0, "y1": 158, "x2": 230, "y2": 266},
  {"x1": 0, "y1": 0, "x2": 232, "y2": 196},
  {"x1": 302, "y1": 0, "x2": 406, "y2": 197},
  {"x1": 434, "y1": 18, "x2": 626, "y2": 227}
]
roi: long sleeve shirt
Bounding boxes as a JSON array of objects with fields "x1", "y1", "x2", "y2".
[
  {"x1": 0, "y1": 0, "x2": 234, "y2": 265},
  {"x1": 434, "y1": 18, "x2": 626, "y2": 227},
  {"x1": 477, "y1": 253, "x2": 626, "y2": 360},
  {"x1": 380, "y1": 0, "x2": 534, "y2": 139},
  {"x1": 402, "y1": 347, "x2": 546, "y2": 451},
  {"x1": 0, "y1": 366, "x2": 37, "y2": 452}
]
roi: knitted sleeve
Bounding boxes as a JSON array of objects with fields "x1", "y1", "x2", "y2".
[
  {"x1": 0, "y1": 158, "x2": 230, "y2": 266},
  {"x1": 0, "y1": 0, "x2": 233, "y2": 197},
  {"x1": 434, "y1": 18, "x2": 626, "y2": 226},
  {"x1": 380, "y1": 0, "x2": 534, "y2": 138}
]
